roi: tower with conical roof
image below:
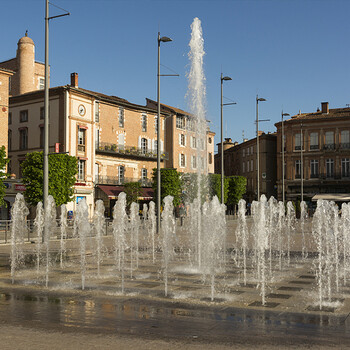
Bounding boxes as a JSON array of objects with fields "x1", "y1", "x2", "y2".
[{"x1": 0, "y1": 32, "x2": 48, "y2": 96}]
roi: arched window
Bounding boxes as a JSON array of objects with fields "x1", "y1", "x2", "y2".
[
  {"x1": 118, "y1": 165, "x2": 125, "y2": 184},
  {"x1": 141, "y1": 138, "x2": 148, "y2": 154}
]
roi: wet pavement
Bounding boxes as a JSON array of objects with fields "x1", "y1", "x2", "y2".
[{"x1": 0, "y1": 286, "x2": 349, "y2": 348}]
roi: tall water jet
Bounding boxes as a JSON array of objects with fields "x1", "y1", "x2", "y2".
[
  {"x1": 342, "y1": 202, "x2": 350, "y2": 285},
  {"x1": 161, "y1": 195, "x2": 176, "y2": 297},
  {"x1": 34, "y1": 201, "x2": 44, "y2": 274},
  {"x1": 300, "y1": 201, "x2": 308, "y2": 260},
  {"x1": 286, "y1": 201, "x2": 296, "y2": 266},
  {"x1": 10, "y1": 193, "x2": 29, "y2": 284},
  {"x1": 112, "y1": 193, "x2": 128, "y2": 292},
  {"x1": 236, "y1": 199, "x2": 248, "y2": 285},
  {"x1": 93, "y1": 200, "x2": 105, "y2": 277},
  {"x1": 277, "y1": 201, "x2": 285, "y2": 271},
  {"x1": 44, "y1": 195, "x2": 56, "y2": 287},
  {"x1": 59, "y1": 204, "x2": 67, "y2": 269},
  {"x1": 130, "y1": 202, "x2": 140, "y2": 274},
  {"x1": 75, "y1": 198, "x2": 90, "y2": 290},
  {"x1": 148, "y1": 201, "x2": 156, "y2": 263}
]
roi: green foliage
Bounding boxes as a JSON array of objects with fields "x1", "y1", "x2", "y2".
[
  {"x1": 152, "y1": 168, "x2": 182, "y2": 207},
  {"x1": 209, "y1": 174, "x2": 229, "y2": 204},
  {"x1": 21, "y1": 152, "x2": 77, "y2": 206},
  {"x1": 181, "y1": 173, "x2": 210, "y2": 204},
  {"x1": 0, "y1": 146, "x2": 9, "y2": 206},
  {"x1": 124, "y1": 182, "x2": 142, "y2": 208},
  {"x1": 227, "y1": 176, "x2": 247, "y2": 206}
]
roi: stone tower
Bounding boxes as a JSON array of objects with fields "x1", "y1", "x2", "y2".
[{"x1": 16, "y1": 32, "x2": 35, "y2": 95}]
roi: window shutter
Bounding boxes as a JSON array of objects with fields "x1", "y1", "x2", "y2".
[
  {"x1": 179, "y1": 153, "x2": 181, "y2": 167},
  {"x1": 160, "y1": 140, "x2": 164, "y2": 152},
  {"x1": 185, "y1": 154, "x2": 187, "y2": 167},
  {"x1": 184, "y1": 135, "x2": 187, "y2": 146},
  {"x1": 138, "y1": 136, "x2": 141, "y2": 149},
  {"x1": 147, "y1": 138, "x2": 151, "y2": 151},
  {"x1": 179, "y1": 134, "x2": 181, "y2": 145}
]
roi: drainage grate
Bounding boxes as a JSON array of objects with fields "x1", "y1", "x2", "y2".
[
  {"x1": 249, "y1": 301, "x2": 280, "y2": 308},
  {"x1": 135, "y1": 283, "x2": 161, "y2": 288},
  {"x1": 306, "y1": 305, "x2": 336, "y2": 313},
  {"x1": 266, "y1": 293, "x2": 292, "y2": 299},
  {"x1": 278, "y1": 286, "x2": 302, "y2": 292},
  {"x1": 299, "y1": 275, "x2": 315, "y2": 279},
  {"x1": 288, "y1": 280, "x2": 312, "y2": 285}
]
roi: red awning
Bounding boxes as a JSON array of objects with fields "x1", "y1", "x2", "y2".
[{"x1": 97, "y1": 185, "x2": 154, "y2": 200}]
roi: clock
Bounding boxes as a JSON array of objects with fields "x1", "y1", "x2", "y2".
[{"x1": 78, "y1": 104, "x2": 86, "y2": 116}]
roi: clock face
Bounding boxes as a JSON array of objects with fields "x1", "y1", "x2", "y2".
[{"x1": 78, "y1": 104, "x2": 86, "y2": 116}]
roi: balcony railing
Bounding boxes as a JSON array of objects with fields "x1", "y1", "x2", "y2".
[
  {"x1": 95, "y1": 175, "x2": 152, "y2": 187},
  {"x1": 96, "y1": 142, "x2": 168, "y2": 160},
  {"x1": 323, "y1": 143, "x2": 335, "y2": 150},
  {"x1": 340, "y1": 142, "x2": 350, "y2": 150},
  {"x1": 310, "y1": 144, "x2": 319, "y2": 150}
]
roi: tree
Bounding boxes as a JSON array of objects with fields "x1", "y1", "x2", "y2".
[
  {"x1": 21, "y1": 152, "x2": 77, "y2": 206},
  {"x1": 0, "y1": 146, "x2": 9, "y2": 206},
  {"x1": 209, "y1": 174, "x2": 229, "y2": 204},
  {"x1": 124, "y1": 182, "x2": 142, "y2": 208},
  {"x1": 152, "y1": 168, "x2": 182, "y2": 207},
  {"x1": 181, "y1": 172, "x2": 211, "y2": 204},
  {"x1": 227, "y1": 176, "x2": 247, "y2": 206}
]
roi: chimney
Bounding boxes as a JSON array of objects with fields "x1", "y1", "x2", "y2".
[
  {"x1": 71, "y1": 72, "x2": 78, "y2": 87},
  {"x1": 321, "y1": 102, "x2": 329, "y2": 114}
]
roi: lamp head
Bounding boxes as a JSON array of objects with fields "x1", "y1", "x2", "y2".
[
  {"x1": 159, "y1": 36, "x2": 172, "y2": 43},
  {"x1": 282, "y1": 113, "x2": 290, "y2": 117},
  {"x1": 257, "y1": 97, "x2": 266, "y2": 102},
  {"x1": 222, "y1": 76, "x2": 232, "y2": 81}
]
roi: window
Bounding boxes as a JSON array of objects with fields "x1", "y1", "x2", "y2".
[
  {"x1": 141, "y1": 138, "x2": 148, "y2": 154},
  {"x1": 78, "y1": 128, "x2": 86, "y2": 151},
  {"x1": 40, "y1": 126, "x2": 44, "y2": 148},
  {"x1": 310, "y1": 160, "x2": 319, "y2": 178},
  {"x1": 191, "y1": 136, "x2": 196, "y2": 148},
  {"x1": 118, "y1": 133, "x2": 124, "y2": 150},
  {"x1": 95, "y1": 101, "x2": 99, "y2": 122},
  {"x1": 295, "y1": 160, "x2": 301, "y2": 179},
  {"x1": 247, "y1": 161, "x2": 250, "y2": 172},
  {"x1": 154, "y1": 116, "x2": 158, "y2": 134},
  {"x1": 251, "y1": 160, "x2": 253, "y2": 172},
  {"x1": 118, "y1": 165, "x2": 125, "y2": 183},
  {"x1": 295, "y1": 133, "x2": 301, "y2": 150},
  {"x1": 141, "y1": 114, "x2": 147, "y2": 132},
  {"x1": 180, "y1": 134, "x2": 186, "y2": 146},
  {"x1": 325, "y1": 131, "x2": 334, "y2": 149},
  {"x1": 186, "y1": 117, "x2": 194, "y2": 131},
  {"x1": 326, "y1": 158, "x2": 334, "y2": 178},
  {"x1": 242, "y1": 162, "x2": 245, "y2": 173},
  {"x1": 191, "y1": 155, "x2": 197, "y2": 169},
  {"x1": 141, "y1": 168, "x2": 147, "y2": 180},
  {"x1": 8, "y1": 130, "x2": 12, "y2": 151},
  {"x1": 95, "y1": 163, "x2": 99, "y2": 182},
  {"x1": 341, "y1": 130, "x2": 350, "y2": 149},
  {"x1": 246, "y1": 147, "x2": 249, "y2": 156},
  {"x1": 19, "y1": 128, "x2": 28, "y2": 150},
  {"x1": 176, "y1": 115, "x2": 185, "y2": 129},
  {"x1": 180, "y1": 154, "x2": 186, "y2": 168},
  {"x1": 39, "y1": 78, "x2": 45, "y2": 90},
  {"x1": 342, "y1": 158, "x2": 350, "y2": 177},
  {"x1": 8, "y1": 112, "x2": 11, "y2": 125},
  {"x1": 20, "y1": 110, "x2": 28, "y2": 123},
  {"x1": 242, "y1": 149, "x2": 245, "y2": 157},
  {"x1": 95, "y1": 129, "x2": 100, "y2": 149},
  {"x1": 310, "y1": 132, "x2": 319, "y2": 150},
  {"x1": 40, "y1": 107, "x2": 44, "y2": 120},
  {"x1": 208, "y1": 152, "x2": 212, "y2": 164},
  {"x1": 208, "y1": 137, "x2": 212, "y2": 144},
  {"x1": 78, "y1": 160, "x2": 85, "y2": 181},
  {"x1": 250, "y1": 146, "x2": 253, "y2": 155},
  {"x1": 119, "y1": 108, "x2": 124, "y2": 128},
  {"x1": 283, "y1": 134, "x2": 286, "y2": 151}
]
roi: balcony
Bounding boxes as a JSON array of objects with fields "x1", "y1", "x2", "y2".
[
  {"x1": 340, "y1": 142, "x2": 350, "y2": 150},
  {"x1": 96, "y1": 142, "x2": 168, "y2": 160},
  {"x1": 310, "y1": 144, "x2": 319, "y2": 150},
  {"x1": 323, "y1": 143, "x2": 335, "y2": 151},
  {"x1": 95, "y1": 175, "x2": 153, "y2": 187}
]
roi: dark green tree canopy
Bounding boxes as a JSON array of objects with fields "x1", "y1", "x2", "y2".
[
  {"x1": 227, "y1": 176, "x2": 247, "y2": 206},
  {"x1": 21, "y1": 151, "x2": 77, "y2": 206},
  {"x1": 152, "y1": 168, "x2": 182, "y2": 207},
  {"x1": 124, "y1": 182, "x2": 142, "y2": 208},
  {"x1": 209, "y1": 173, "x2": 229, "y2": 204},
  {"x1": 0, "y1": 146, "x2": 9, "y2": 206}
]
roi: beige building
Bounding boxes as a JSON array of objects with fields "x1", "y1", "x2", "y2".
[
  {"x1": 0, "y1": 32, "x2": 48, "y2": 97},
  {"x1": 146, "y1": 99, "x2": 215, "y2": 174},
  {"x1": 275, "y1": 102, "x2": 350, "y2": 204},
  {"x1": 215, "y1": 133, "x2": 277, "y2": 203},
  {"x1": 8, "y1": 72, "x2": 166, "y2": 217},
  {"x1": 0, "y1": 68, "x2": 13, "y2": 154}
]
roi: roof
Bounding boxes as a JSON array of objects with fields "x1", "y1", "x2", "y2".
[
  {"x1": 312, "y1": 193, "x2": 350, "y2": 202},
  {"x1": 98, "y1": 185, "x2": 154, "y2": 200}
]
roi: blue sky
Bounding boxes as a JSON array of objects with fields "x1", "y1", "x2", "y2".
[{"x1": 2, "y1": 0, "x2": 350, "y2": 151}]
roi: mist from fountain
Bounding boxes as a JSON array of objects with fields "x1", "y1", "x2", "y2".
[
  {"x1": 44, "y1": 195, "x2": 56, "y2": 287},
  {"x1": 59, "y1": 204, "x2": 68, "y2": 269},
  {"x1": 34, "y1": 201, "x2": 44, "y2": 274},
  {"x1": 93, "y1": 200, "x2": 105, "y2": 277}
]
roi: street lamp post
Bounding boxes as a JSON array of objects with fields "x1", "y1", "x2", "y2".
[
  {"x1": 220, "y1": 74, "x2": 233, "y2": 204},
  {"x1": 256, "y1": 95, "x2": 266, "y2": 201},
  {"x1": 281, "y1": 111, "x2": 290, "y2": 205},
  {"x1": 301, "y1": 122, "x2": 304, "y2": 202},
  {"x1": 157, "y1": 33, "x2": 172, "y2": 234},
  {"x1": 44, "y1": 0, "x2": 69, "y2": 211}
]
